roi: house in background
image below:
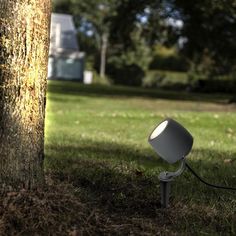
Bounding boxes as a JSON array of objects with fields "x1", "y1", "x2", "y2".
[{"x1": 48, "y1": 13, "x2": 85, "y2": 81}]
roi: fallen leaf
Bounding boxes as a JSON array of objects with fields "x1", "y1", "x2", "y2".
[{"x1": 224, "y1": 159, "x2": 234, "y2": 164}]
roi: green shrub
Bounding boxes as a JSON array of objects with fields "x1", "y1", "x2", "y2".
[
  {"x1": 149, "y1": 55, "x2": 189, "y2": 72},
  {"x1": 142, "y1": 71, "x2": 166, "y2": 88},
  {"x1": 107, "y1": 63, "x2": 145, "y2": 87},
  {"x1": 89, "y1": 70, "x2": 110, "y2": 85},
  {"x1": 192, "y1": 79, "x2": 236, "y2": 93},
  {"x1": 143, "y1": 70, "x2": 188, "y2": 89}
]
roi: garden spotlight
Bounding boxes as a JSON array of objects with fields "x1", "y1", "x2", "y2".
[
  {"x1": 148, "y1": 118, "x2": 193, "y2": 164},
  {"x1": 148, "y1": 118, "x2": 236, "y2": 208},
  {"x1": 148, "y1": 118, "x2": 193, "y2": 208}
]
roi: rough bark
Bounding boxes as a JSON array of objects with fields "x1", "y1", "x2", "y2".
[
  {"x1": 0, "y1": 0, "x2": 51, "y2": 189},
  {"x1": 99, "y1": 32, "x2": 108, "y2": 78}
]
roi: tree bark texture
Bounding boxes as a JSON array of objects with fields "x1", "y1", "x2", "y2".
[{"x1": 0, "y1": 0, "x2": 51, "y2": 189}]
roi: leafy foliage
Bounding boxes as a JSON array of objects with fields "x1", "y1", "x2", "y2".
[
  {"x1": 173, "y1": 0, "x2": 236, "y2": 77},
  {"x1": 53, "y1": 0, "x2": 165, "y2": 85},
  {"x1": 107, "y1": 29, "x2": 152, "y2": 86},
  {"x1": 53, "y1": 0, "x2": 236, "y2": 84}
]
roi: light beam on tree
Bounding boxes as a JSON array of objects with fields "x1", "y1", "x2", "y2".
[{"x1": 0, "y1": 0, "x2": 51, "y2": 189}]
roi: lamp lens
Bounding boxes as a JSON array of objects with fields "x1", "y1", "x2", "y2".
[{"x1": 150, "y1": 120, "x2": 168, "y2": 140}]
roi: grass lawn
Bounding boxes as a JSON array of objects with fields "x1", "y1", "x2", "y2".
[
  {"x1": 44, "y1": 81, "x2": 236, "y2": 235},
  {"x1": 3, "y1": 80, "x2": 236, "y2": 235}
]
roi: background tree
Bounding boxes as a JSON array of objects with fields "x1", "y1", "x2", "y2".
[
  {"x1": 0, "y1": 0, "x2": 51, "y2": 189},
  {"x1": 107, "y1": 0, "x2": 174, "y2": 85},
  {"x1": 53, "y1": 0, "x2": 168, "y2": 84},
  {"x1": 108, "y1": 0, "x2": 163, "y2": 49},
  {"x1": 170, "y1": 0, "x2": 236, "y2": 78},
  {"x1": 53, "y1": 0, "x2": 236, "y2": 87}
]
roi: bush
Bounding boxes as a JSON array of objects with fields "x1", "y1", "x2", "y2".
[
  {"x1": 142, "y1": 71, "x2": 166, "y2": 88},
  {"x1": 107, "y1": 63, "x2": 145, "y2": 87},
  {"x1": 87, "y1": 70, "x2": 110, "y2": 85},
  {"x1": 149, "y1": 55, "x2": 189, "y2": 72},
  {"x1": 192, "y1": 79, "x2": 236, "y2": 93}
]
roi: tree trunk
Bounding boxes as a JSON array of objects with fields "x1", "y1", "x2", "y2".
[
  {"x1": 99, "y1": 32, "x2": 108, "y2": 78},
  {"x1": 0, "y1": 0, "x2": 51, "y2": 189}
]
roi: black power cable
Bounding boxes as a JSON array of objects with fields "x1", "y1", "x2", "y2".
[{"x1": 185, "y1": 161, "x2": 236, "y2": 191}]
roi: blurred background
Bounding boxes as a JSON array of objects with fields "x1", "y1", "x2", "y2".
[{"x1": 50, "y1": 0, "x2": 236, "y2": 94}]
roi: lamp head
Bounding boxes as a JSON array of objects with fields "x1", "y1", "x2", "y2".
[{"x1": 148, "y1": 118, "x2": 193, "y2": 164}]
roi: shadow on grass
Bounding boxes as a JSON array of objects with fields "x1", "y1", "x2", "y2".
[
  {"x1": 45, "y1": 139, "x2": 236, "y2": 217},
  {"x1": 46, "y1": 140, "x2": 163, "y2": 168},
  {"x1": 45, "y1": 140, "x2": 164, "y2": 217},
  {"x1": 46, "y1": 157, "x2": 162, "y2": 217},
  {"x1": 44, "y1": 139, "x2": 236, "y2": 234},
  {"x1": 47, "y1": 80, "x2": 230, "y2": 104}
]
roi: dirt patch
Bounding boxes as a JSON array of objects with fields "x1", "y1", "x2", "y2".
[
  {"x1": 0, "y1": 174, "x2": 174, "y2": 236},
  {"x1": 0, "y1": 168, "x2": 233, "y2": 235}
]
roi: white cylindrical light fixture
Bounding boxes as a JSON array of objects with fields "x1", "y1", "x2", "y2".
[{"x1": 148, "y1": 118, "x2": 193, "y2": 164}]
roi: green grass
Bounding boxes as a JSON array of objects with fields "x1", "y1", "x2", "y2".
[{"x1": 45, "y1": 80, "x2": 236, "y2": 235}]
